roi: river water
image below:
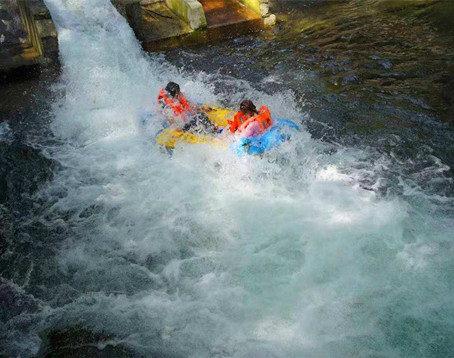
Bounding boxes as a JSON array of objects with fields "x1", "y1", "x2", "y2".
[{"x1": 1, "y1": 0, "x2": 453, "y2": 357}]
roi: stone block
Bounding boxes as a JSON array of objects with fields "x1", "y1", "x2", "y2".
[
  {"x1": 165, "y1": 0, "x2": 206, "y2": 30},
  {"x1": 259, "y1": 3, "x2": 269, "y2": 17},
  {"x1": 27, "y1": 0, "x2": 51, "y2": 18},
  {"x1": 263, "y1": 13, "x2": 276, "y2": 26},
  {"x1": 35, "y1": 19, "x2": 57, "y2": 38}
]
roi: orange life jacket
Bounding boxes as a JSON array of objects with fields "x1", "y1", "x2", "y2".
[
  {"x1": 229, "y1": 106, "x2": 273, "y2": 135},
  {"x1": 228, "y1": 111, "x2": 248, "y2": 133},
  {"x1": 158, "y1": 89, "x2": 193, "y2": 118}
]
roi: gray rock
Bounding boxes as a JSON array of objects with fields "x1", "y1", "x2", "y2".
[
  {"x1": 264, "y1": 14, "x2": 276, "y2": 26},
  {"x1": 260, "y1": 3, "x2": 269, "y2": 17}
]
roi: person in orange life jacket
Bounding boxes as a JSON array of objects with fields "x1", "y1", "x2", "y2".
[
  {"x1": 157, "y1": 81, "x2": 193, "y2": 125},
  {"x1": 157, "y1": 82, "x2": 217, "y2": 134},
  {"x1": 228, "y1": 100, "x2": 273, "y2": 138}
]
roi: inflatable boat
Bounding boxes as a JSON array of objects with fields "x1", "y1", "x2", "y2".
[
  {"x1": 232, "y1": 119, "x2": 300, "y2": 156},
  {"x1": 155, "y1": 105, "x2": 233, "y2": 149},
  {"x1": 154, "y1": 105, "x2": 299, "y2": 155}
]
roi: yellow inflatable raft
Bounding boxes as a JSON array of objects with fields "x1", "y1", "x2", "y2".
[{"x1": 156, "y1": 105, "x2": 235, "y2": 149}]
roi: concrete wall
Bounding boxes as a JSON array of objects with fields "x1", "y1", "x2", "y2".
[
  {"x1": 22, "y1": 0, "x2": 58, "y2": 59},
  {"x1": 0, "y1": 0, "x2": 58, "y2": 71},
  {"x1": 165, "y1": 0, "x2": 207, "y2": 30}
]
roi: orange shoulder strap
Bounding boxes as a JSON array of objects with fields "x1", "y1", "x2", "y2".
[
  {"x1": 178, "y1": 93, "x2": 192, "y2": 112},
  {"x1": 229, "y1": 111, "x2": 243, "y2": 133},
  {"x1": 257, "y1": 106, "x2": 273, "y2": 129}
]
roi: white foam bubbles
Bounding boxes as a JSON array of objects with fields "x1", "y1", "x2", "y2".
[{"x1": 0, "y1": 121, "x2": 12, "y2": 143}]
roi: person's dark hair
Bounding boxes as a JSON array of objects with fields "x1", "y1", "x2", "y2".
[
  {"x1": 240, "y1": 100, "x2": 258, "y2": 115},
  {"x1": 165, "y1": 82, "x2": 180, "y2": 98}
]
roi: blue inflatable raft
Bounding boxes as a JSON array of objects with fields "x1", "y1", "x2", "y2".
[{"x1": 232, "y1": 119, "x2": 299, "y2": 156}]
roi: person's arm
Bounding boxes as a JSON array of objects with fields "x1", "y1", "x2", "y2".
[
  {"x1": 228, "y1": 112, "x2": 242, "y2": 133},
  {"x1": 227, "y1": 119, "x2": 236, "y2": 133}
]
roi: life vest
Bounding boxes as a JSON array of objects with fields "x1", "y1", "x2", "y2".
[
  {"x1": 230, "y1": 106, "x2": 273, "y2": 135},
  {"x1": 228, "y1": 111, "x2": 248, "y2": 133},
  {"x1": 158, "y1": 89, "x2": 193, "y2": 118}
]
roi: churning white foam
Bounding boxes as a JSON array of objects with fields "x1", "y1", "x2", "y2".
[{"x1": 0, "y1": 121, "x2": 12, "y2": 143}]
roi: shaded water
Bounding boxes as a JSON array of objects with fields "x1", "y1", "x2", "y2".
[{"x1": 1, "y1": 0, "x2": 454, "y2": 357}]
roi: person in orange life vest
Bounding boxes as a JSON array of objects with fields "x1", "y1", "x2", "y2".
[
  {"x1": 157, "y1": 82, "x2": 217, "y2": 134},
  {"x1": 228, "y1": 100, "x2": 273, "y2": 138},
  {"x1": 157, "y1": 82, "x2": 194, "y2": 125}
]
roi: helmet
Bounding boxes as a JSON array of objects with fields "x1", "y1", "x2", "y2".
[{"x1": 165, "y1": 82, "x2": 180, "y2": 98}]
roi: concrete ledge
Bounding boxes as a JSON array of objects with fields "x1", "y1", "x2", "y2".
[
  {"x1": 142, "y1": 16, "x2": 263, "y2": 52},
  {"x1": 165, "y1": 0, "x2": 207, "y2": 30}
]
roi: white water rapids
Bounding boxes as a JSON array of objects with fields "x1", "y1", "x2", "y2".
[{"x1": 4, "y1": 0, "x2": 453, "y2": 357}]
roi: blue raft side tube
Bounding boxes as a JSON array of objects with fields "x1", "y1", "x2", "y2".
[{"x1": 232, "y1": 119, "x2": 299, "y2": 156}]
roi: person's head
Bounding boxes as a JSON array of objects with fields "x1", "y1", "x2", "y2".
[
  {"x1": 240, "y1": 100, "x2": 257, "y2": 116},
  {"x1": 165, "y1": 82, "x2": 180, "y2": 98}
]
